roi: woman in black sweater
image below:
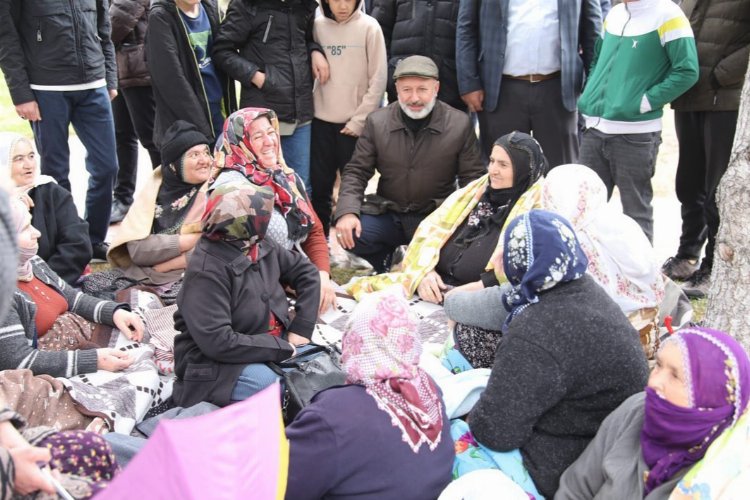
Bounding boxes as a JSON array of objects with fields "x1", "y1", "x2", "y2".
[{"x1": 464, "y1": 210, "x2": 649, "y2": 498}]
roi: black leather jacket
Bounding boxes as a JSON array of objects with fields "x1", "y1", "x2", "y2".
[{"x1": 0, "y1": 0, "x2": 117, "y2": 105}]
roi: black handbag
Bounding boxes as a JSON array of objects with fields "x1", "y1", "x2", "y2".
[{"x1": 269, "y1": 344, "x2": 346, "y2": 424}]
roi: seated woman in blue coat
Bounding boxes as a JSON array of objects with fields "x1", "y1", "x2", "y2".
[
  {"x1": 285, "y1": 290, "x2": 454, "y2": 500},
  {"x1": 172, "y1": 180, "x2": 320, "y2": 408}
]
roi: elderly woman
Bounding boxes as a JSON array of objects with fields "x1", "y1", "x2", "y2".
[
  {"x1": 173, "y1": 181, "x2": 320, "y2": 408},
  {"x1": 285, "y1": 290, "x2": 454, "y2": 499},
  {"x1": 460, "y1": 210, "x2": 648, "y2": 498},
  {"x1": 108, "y1": 121, "x2": 212, "y2": 288},
  {"x1": 0, "y1": 132, "x2": 91, "y2": 284},
  {"x1": 556, "y1": 326, "x2": 750, "y2": 499},
  {"x1": 444, "y1": 163, "x2": 667, "y2": 365},
  {"x1": 346, "y1": 131, "x2": 546, "y2": 303},
  {"x1": 212, "y1": 107, "x2": 336, "y2": 312},
  {"x1": 0, "y1": 198, "x2": 142, "y2": 377}
]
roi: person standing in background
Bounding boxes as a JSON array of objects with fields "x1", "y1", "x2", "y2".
[
  {"x1": 310, "y1": 0, "x2": 388, "y2": 235},
  {"x1": 110, "y1": 0, "x2": 161, "y2": 224},
  {"x1": 662, "y1": 0, "x2": 750, "y2": 298},
  {"x1": 147, "y1": 0, "x2": 236, "y2": 148},
  {"x1": 372, "y1": 0, "x2": 466, "y2": 112},
  {"x1": 0, "y1": 0, "x2": 120, "y2": 262},
  {"x1": 212, "y1": 0, "x2": 323, "y2": 195}
]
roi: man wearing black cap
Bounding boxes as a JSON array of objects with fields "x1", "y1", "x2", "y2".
[{"x1": 334, "y1": 55, "x2": 484, "y2": 274}]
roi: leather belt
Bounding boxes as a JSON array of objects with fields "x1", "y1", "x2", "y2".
[{"x1": 503, "y1": 71, "x2": 560, "y2": 83}]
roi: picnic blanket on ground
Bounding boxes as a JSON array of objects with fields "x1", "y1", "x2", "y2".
[
  {"x1": 312, "y1": 289, "x2": 453, "y2": 351},
  {"x1": 0, "y1": 369, "x2": 94, "y2": 431},
  {"x1": 59, "y1": 288, "x2": 175, "y2": 435}
]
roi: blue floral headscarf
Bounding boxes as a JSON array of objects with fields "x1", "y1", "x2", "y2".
[{"x1": 501, "y1": 210, "x2": 588, "y2": 330}]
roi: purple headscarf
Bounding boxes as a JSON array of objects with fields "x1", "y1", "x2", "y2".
[{"x1": 641, "y1": 326, "x2": 750, "y2": 494}]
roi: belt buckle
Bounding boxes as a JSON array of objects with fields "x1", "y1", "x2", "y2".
[{"x1": 529, "y1": 74, "x2": 541, "y2": 83}]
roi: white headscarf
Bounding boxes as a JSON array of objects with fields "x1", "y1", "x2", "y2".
[
  {"x1": 0, "y1": 132, "x2": 55, "y2": 188},
  {"x1": 541, "y1": 164, "x2": 664, "y2": 313}
]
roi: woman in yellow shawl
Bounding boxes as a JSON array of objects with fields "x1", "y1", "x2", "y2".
[{"x1": 347, "y1": 131, "x2": 547, "y2": 303}]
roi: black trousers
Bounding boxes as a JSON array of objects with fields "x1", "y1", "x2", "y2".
[
  {"x1": 310, "y1": 118, "x2": 358, "y2": 235},
  {"x1": 674, "y1": 110, "x2": 738, "y2": 269},
  {"x1": 478, "y1": 76, "x2": 578, "y2": 168},
  {"x1": 112, "y1": 86, "x2": 160, "y2": 205}
]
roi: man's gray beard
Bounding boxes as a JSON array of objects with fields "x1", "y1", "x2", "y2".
[{"x1": 398, "y1": 96, "x2": 437, "y2": 119}]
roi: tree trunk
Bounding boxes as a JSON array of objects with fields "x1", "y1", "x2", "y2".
[{"x1": 704, "y1": 52, "x2": 750, "y2": 350}]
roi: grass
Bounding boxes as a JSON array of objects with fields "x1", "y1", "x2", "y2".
[{"x1": 0, "y1": 80, "x2": 30, "y2": 135}]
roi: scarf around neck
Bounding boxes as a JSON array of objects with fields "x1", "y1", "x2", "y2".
[
  {"x1": 152, "y1": 161, "x2": 203, "y2": 235},
  {"x1": 641, "y1": 327, "x2": 750, "y2": 495},
  {"x1": 341, "y1": 289, "x2": 443, "y2": 453},
  {"x1": 10, "y1": 197, "x2": 36, "y2": 282},
  {"x1": 501, "y1": 210, "x2": 588, "y2": 330},
  {"x1": 215, "y1": 108, "x2": 313, "y2": 242}
]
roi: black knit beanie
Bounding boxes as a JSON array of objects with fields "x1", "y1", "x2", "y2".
[{"x1": 160, "y1": 120, "x2": 209, "y2": 169}]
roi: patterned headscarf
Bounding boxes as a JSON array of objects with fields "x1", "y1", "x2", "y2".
[
  {"x1": 0, "y1": 132, "x2": 55, "y2": 188},
  {"x1": 641, "y1": 327, "x2": 750, "y2": 495},
  {"x1": 201, "y1": 181, "x2": 275, "y2": 262},
  {"x1": 214, "y1": 108, "x2": 314, "y2": 241},
  {"x1": 541, "y1": 164, "x2": 664, "y2": 314},
  {"x1": 501, "y1": 210, "x2": 588, "y2": 330},
  {"x1": 341, "y1": 289, "x2": 443, "y2": 453},
  {"x1": 10, "y1": 197, "x2": 36, "y2": 282}
]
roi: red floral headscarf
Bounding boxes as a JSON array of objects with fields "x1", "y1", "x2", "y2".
[{"x1": 214, "y1": 108, "x2": 314, "y2": 241}]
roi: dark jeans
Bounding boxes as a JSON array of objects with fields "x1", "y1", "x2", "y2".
[
  {"x1": 32, "y1": 87, "x2": 118, "y2": 245},
  {"x1": 579, "y1": 128, "x2": 662, "y2": 242},
  {"x1": 478, "y1": 76, "x2": 578, "y2": 168},
  {"x1": 674, "y1": 110, "x2": 738, "y2": 269},
  {"x1": 350, "y1": 212, "x2": 426, "y2": 273},
  {"x1": 281, "y1": 122, "x2": 312, "y2": 195},
  {"x1": 112, "y1": 86, "x2": 160, "y2": 206},
  {"x1": 310, "y1": 118, "x2": 358, "y2": 235}
]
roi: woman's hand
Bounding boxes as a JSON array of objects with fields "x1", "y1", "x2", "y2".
[
  {"x1": 340, "y1": 127, "x2": 358, "y2": 137},
  {"x1": 8, "y1": 445, "x2": 55, "y2": 496},
  {"x1": 113, "y1": 309, "x2": 144, "y2": 342},
  {"x1": 96, "y1": 348, "x2": 133, "y2": 372},
  {"x1": 444, "y1": 279, "x2": 484, "y2": 299},
  {"x1": 311, "y1": 51, "x2": 330, "y2": 84},
  {"x1": 12, "y1": 185, "x2": 34, "y2": 209},
  {"x1": 153, "y1": 254, "x2": 188, "y2": 274},
  {"x1": 178, "y1": 233, "x2": 201, "y2": 252},
  {"x1": 416, "y1": 271, "x2": 447, "y2": 304},
  {"x1": 319, "y1": 271, "x2": 337, "y2": 314},
  {"x1": 287, "y1": 332, "x2": 310, "y2": 347}
]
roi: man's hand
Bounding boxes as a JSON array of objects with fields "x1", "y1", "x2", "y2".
[
  {"x1": 416, "y1": 271, "x2": 447, "y2": 304},
  {"x1": 96, "y1": 348, "x2": 133, "y2": 372},
  {"x1": 113, "y1": 309, "x2": 144, "y2": 342},
  {"x1": 251, "y1": 71, "x2": 266, "y2": 89},
  {"x1": 334, "y1": 214, "x2": 361, "y2": 250},
  {"x1": 340, "y1": 126, "x2": 358, "y2": 137},
  {"x1": 15, "y1": 101, "x2": 41, "y2": 122},
  {"x1": 461, "y1": 90, "x2": 485, "y2": 113},
  {"x1": 319, "y1": 271, "x2": 337, "y2": 314},
  {"x1": 9, "y1": 446, "x2": 55, "y2": 496},
  {"x1": 311, "y1": 51, "x2": 330, "y2": 84},
  {"x1": 108, "y1": 89, "x2": 118, "y2": 101}
]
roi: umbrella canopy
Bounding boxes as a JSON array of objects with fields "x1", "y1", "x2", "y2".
[{"x1": 98, "y1": 382, "x2": 288, "y2": 500}]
